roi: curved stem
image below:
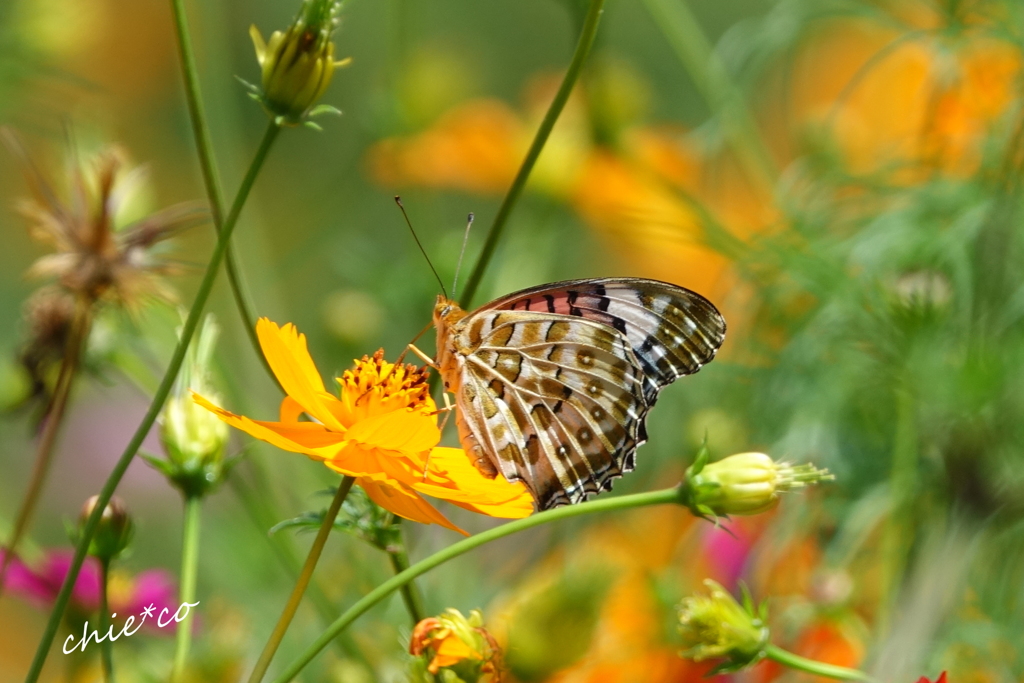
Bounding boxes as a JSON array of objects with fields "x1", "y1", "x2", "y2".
[
  {"x1": 169, "y1": 0, "x2": 280, "y2": 391},
  {"x1": 641, "y1": 0, "x2": 776, "y2": 188},
  {"x1": 247, "y1": 476, "x2": 356, "y2": 683},
  {"x1": 171, "y1": 495, "x2": 202, "y2": 681},
  {"x1": 0, "y1": 297, "x2": 92, "y2": 600},
  {"x1": 99, "y1": 559, "x2": 114, "y2": 683},
  {"x1": 272, "y1": 487, "x2": 681, "y2": 683},
  {"x1": 23, "y1": 121, "x2": 281, "y2": 683},
  {"x1": 765, "y1": 644, "x2": 872, "y2": 681},
  {"x1": 387, "y1": 519, "x2": 425, "y2": 625},
  {"x1": 460, "y1": 0, "x2": 605, "y2": 306}
]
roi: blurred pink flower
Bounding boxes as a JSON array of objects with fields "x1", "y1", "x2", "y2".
[
  {"x1": 701, "y1": 522, "x2": 754, "y2": 590},
  {"x1": 1, "y1": 549, "x2": 177, "y2": 631}
]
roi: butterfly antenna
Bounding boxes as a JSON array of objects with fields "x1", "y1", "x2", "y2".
[
  {"x1": 395, "y1": 196, "x2": 447, "y2": 298},
  {"x1": 450, "y1": 212, "x2": 474, "y2": 301}
]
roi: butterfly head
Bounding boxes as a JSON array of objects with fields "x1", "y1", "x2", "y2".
[{"x1": 433, "y1": 295, "x2": 467, "y2": 327}]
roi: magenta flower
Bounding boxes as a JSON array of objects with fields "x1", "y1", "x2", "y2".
[{"x1": 1, "y1": 549, "x2": 177, "y2": 631}]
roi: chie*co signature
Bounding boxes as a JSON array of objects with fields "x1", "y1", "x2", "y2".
[{"x1": 63, "y1": 600, "x2": 200, "y2": 654}]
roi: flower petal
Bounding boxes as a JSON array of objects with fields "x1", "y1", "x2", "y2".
[
  {"x1": 193, "y1": 392, "x2": 346, "y2": 460},
  {"x1": 414, "y1": 447, "x2": 535, "y2": 518},
  {"x1": 359, "y1": 478, "x2": 467, "y2": 535},
  {"x1": 346, "y1": 408, "x2": 440, "y2": 454},
  {"x1": 323, "y1": 443, "x2": 425, "y2": 480},
  {"x1": 256, "y1": 318, "x2": 346, "y2": 431}
]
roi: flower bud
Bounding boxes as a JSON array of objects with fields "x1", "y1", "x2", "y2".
[
  {"x1": 681, "y1": 451, "x2": 834, "y2": 518},
  {"x1": 677, "y1": 580, "x2": 769, "y2": 673},
  {"x1": 247, "y1": 0, "x2": 349, "y2": 125},
  {"x1": 409, "y1": 609, "x2": 501, "y2": 683},
  {"x1": 79, "y1": 495, "x2": 133, "y2": 562},
  {"x1": 152, "y1": 315, "x2": 230, "y2": 497}
]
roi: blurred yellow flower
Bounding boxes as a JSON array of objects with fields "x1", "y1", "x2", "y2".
[
  {"x1": 194, "y1": 319, "x2": 533, "y2": 534},
  {"x1": 409, "y1": 608, "x2": 502, "y2": 682}
]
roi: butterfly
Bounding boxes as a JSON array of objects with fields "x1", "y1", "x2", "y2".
[{"x1": 433, "y1": 277, "x2": 726, "y2": 511}]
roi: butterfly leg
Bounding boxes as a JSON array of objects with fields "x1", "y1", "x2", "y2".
[
  {"x1": 405, "y1": 342, "x2": 439, "y2": 370},
  {"x1": 423, "y1": 391, "x2": 455, "y2": 480}
]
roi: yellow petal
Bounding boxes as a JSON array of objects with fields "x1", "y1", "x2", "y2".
[
  {"x1": 279, "y1": 395, "x2": 305, "y2": 423},
  {"x1": 346, "y1": 408, "x2": 440, "y2": 454},
  {"x1": 430, "y1": 635, "x2": 480, "y2": 672},
  {"x1": 193, "y1": 392, "x2": 345, "y2": 461},
  {"x1": 413, "y1": 447, "x2": 535, "y2": 518},
  {"x1": 256, "y1": 318, "x2": 346, "y2": 432},
  {"x1": 322, "y1": 443, "x2": 424, "y2": 481},
  {"x1": 358, "y1": 478, "x2": 466, "y2": 535}
]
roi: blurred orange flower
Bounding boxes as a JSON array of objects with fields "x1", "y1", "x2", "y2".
[
  {"x1": 195, "y1": 318, "x2": 533, "y2": 533},
  {"x1": 367, "y1": 75, "x2": 774, "y2": 304},
  {"x1": 787, "y1": 10, "x2": 1021, "y2": 177}
]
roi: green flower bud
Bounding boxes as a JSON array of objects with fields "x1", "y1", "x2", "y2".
[
  {"x1": 79, "y1": 495, "x2": 134, "y2": 562},
  {"x1": 161, "y1": 391, "x2": 229, "y2": 471},
  {"x1": 150, "y1": 314, "x2": 231, "y2": 498},
  {"x1": 248, "y1": 0, "x2": 349, "y2": 126},
  {"x1": 677, "y1": 580, "x2": 769, "y2": 673},
  {"x1": 682, "y1": 451, "x2": 834, "y2": 518}
]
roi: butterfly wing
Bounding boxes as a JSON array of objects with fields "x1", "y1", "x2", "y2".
[
  {"x1": 450, "y1": 310, "x2": 649, "y2": 509},
  {"x1": 485, "y1": 278, "x2": 726, "y2": 404}
]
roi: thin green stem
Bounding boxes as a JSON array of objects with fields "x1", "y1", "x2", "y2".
[
  {"x1": 169, "y1": 0, "x2": 278, "y2": 390},
  {"x1": 229, "y1": 472, "x2": 369, "y2": 665},
  {"x1": 23, "y1": 121, "x2": 281, "y2": 683},
  {"x1": 0, "y1": 298, "x2": 92, "y2": 600},
  {"x1": 387, "y1": 520, "x2": 425, "y2": 625},
  {"x1": 641, "y1": 0, "x2": 776, "y2": 188},
  {"x1": 460, "y1": 0, "x2": 605, "y2": 306},
  {"x1": 98, "y1": 559, "x2": 114, "y2": 683},
  {"x1": 765, "y1": 644, "x2": 871, "y2": 681},
  {"x1": 171, "y1": 495, "x2": 202, "y2": 681},
  {"x1": 247, "y1": 476, "x2": 356, "y2": 683},
  {"x1": 272, "y1": 487, "x2": 681, "y2": 683}
]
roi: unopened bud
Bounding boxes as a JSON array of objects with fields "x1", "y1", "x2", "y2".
[
  {"x1": 678, "y1": 580, "x2": 769, "y2": 673},
  {"x1": 151, "y1": 314, "x2": 230, "y2": 497},
  {"x1": 682, "y1": 451, "x2": 834, "y2": 518},
  {"x1": 79, "y1": 495, "x2": 133, "y2": 562},
  {"x1": 248, "y1": 0, "x2": 349, "y2": 125}
]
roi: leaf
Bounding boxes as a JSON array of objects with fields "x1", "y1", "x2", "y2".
[{"x1": 307, "y1": 104, "x2": 342, "y2": 118}]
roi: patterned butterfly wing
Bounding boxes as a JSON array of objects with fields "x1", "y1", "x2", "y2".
[
  {"x1": 448, "y1": 311, "x2": 649, "y2": 509},
  {"x1": 487, "y1": 278, "x2": 726, "y2": 404},
  {"x1": 436, "y1": 278, "x2": 725, "y2": 511}
]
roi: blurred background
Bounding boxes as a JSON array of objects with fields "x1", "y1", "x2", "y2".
[{"x1": 1, "y1": 0, "x2": 1024, "y2": 680}]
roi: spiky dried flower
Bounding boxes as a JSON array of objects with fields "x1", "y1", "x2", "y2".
[{"x1": 2, "y1": 128, "x2": 206, "y2": 311}]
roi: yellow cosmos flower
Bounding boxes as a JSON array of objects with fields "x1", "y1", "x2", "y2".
[{"x1": 193, "y1": 318, "x2": 533, "y2": 533}]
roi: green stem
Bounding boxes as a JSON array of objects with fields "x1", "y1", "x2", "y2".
[
  {"x1": 272, "y1": 487, "x2": 681, "y2": 683},
  {"x1": 99, "y1": 559, "x2": 114, "y2": 683},
  {"x1": 171, "y1": 495, "x2": 202, "y2": 681},
  {"x1": 23, "y1": 121, "x2": 281, "y2": 683},
  {"x1": 641, "y1": 0, "x2": 776, "y2": 188},
  {"x1": 460, "y1": 0, "x2": 605, "y2": 306},
  {"x1": 765, "y1": 644, "x2": 871, "y2": 681},
  {"x1": 387, "y1": 520, "x2": 425, "y2": 625},
  {"x1": 247, "y1": 476, "x2": 356, "y2": 683},
  {"x1": 0, "y1": 297, "x2": 92, "y2": 600},
  {"x1": 169, "y1": 0, "x2": 280, "y2": 390}
]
